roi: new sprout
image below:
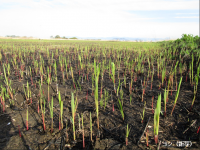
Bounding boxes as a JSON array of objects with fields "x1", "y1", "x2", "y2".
[
  {"x1": 154, "y1": 94, "x2": 161, "y2": 144},
  {"x1": 171, "y1": 77, "x2": 183, "y2": 115},
  {"x1": 126, "y1": 124, "x2": 131, "y2": 146}
]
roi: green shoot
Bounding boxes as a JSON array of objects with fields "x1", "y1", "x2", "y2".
[
  {"x1": 71, "y1": 92, "x2": 76, "y2": 141},
  {"x1": 94, "y1": 61, "x2": 100, "y2": 130},
  {"x1": 60, "y1": 100, "x2": 63, "y2": 130},
  {"x1": 26, "y1": 106, "x2": 29, "y2": 130},
  {"x1": 140, "y1": 101, "x2": 146, "y2": 123},
  {"x1": 118, "y1": 99, "x2": 124, "y2": 121},
  {"x1": 82, "y1": 113, "x2": 85, "y2": 148},
  {"x1": 154, "y1": 93, "x2": 161, "y2": 144},
  {"x1": 126, "y1": 124, "x2": 131, "y2": 146},
  {"x1": 171, "y1": 77, "x2": 183, "y2": 115},
  {"x1": 90, "y1": 112, "x2": 93, "y2": 142},
  {"x1": 164, "y1": 88, "x2": 167, "y2": 117},
  {"x1": 49, "y1": 96, "x2": 54, "y2": 133},
  {"x1": 111, "y1": 62, "x2": 116, "y2": 93}
]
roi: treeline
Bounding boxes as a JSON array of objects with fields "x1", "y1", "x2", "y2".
[
  {"x1": 5, "y1": 35, "x2": 34, "y2": 38},
  {"x1": 50, "y1": 35, "x2": 77, "y2": 39}
]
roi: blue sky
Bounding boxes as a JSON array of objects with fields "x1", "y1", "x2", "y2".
[
  {"x1": 127, "y1": 10, "x2": 199, "y2": 23},
  {"x1": 0, "y1": 0, "x2": 199, "y2": 39}
]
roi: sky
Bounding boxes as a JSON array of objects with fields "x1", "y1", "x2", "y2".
[{"x1": 0, "y1": 0, "x2": 199, "y2": 39}]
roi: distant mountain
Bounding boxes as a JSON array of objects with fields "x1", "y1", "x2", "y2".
[{"x1": 62, "y1": 36, "x2": 175, "y2": 41}]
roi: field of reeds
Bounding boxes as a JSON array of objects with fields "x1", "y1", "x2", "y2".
[{"x1": 0, "y1": 34, "x2": 200, "y2": 149}]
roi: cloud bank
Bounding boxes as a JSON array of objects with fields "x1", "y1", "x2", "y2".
[{"x1": 0, "y1": 0, "x2": 199, "y2": 39}]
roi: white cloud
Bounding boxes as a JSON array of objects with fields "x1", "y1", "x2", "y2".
[
  {"x1": 174, "y1": 16, "x2": 199, "y2": 18},
  {"x1": 0, "y1": 0, "x2": 199, "y2": 38},
  {"x1": 1, "y1": 0, "x2": 198, "y2": 11},
  {"x1": 176, "y1": 13, "x2": 199, "y2": 15}
]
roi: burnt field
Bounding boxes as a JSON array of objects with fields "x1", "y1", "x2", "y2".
[{"x1": 0, "y1": 39, "x2": 200, "y2": 150}]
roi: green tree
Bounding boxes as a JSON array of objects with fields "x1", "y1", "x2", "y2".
[
  {"x1": 55, "y1": 35, "x2": 60, "y2": 38},
  {"x1": 69, "y1": 37, "x2": 77, "y2": 39}
]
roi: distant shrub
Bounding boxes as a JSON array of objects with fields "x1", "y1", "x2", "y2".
[
  {"x1": 69, "y1": 37, "x2": 77, "y2": 39},
  {"x1": 159, "y1": 34, "x2": 200, "y2": 62},
  {"x1": 55, "y1": 35, "x2": 61, "y2": 38},
  {"x1": 62, "y1": 36, "x2": 68, "y2": 39},
  {"x1": 162, "y1": 34, "x2": 199, "y2": 55},
  {"x1": 174, "y1": 34, "x2": 200, "y2": 51}
]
